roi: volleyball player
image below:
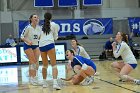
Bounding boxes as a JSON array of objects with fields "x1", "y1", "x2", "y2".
[
  {"x1": 67, "y1": 38, "x2": 99, "y2": 76},
  {"x1": 21, "y1": 14, "x2": 41, "y2": 85},
  {"x1": 71, "y1": 38, "x2": 90, "y2": 59},
  {"x1": 111, "y1": 32, "x2": 140, "y2": 84},
  {"x1": 39, "y1": 12, "x2": 61, "y2": 90},
  {"x1": 63, "y1": 49, "x2": 96, "y2": 85}
]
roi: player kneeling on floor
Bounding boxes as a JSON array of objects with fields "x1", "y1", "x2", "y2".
[{"x1": 62, "y1": 49, "x2": 96, "y2": 86}]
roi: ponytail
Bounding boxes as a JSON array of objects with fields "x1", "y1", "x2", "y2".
[
  {"x1": 120, "y1": 32, "x2": 128, "y2": 44},
  {"x1": 42, "y1": 12, "x2": 52, "y2": 35}
]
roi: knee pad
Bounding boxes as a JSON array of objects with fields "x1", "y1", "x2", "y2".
[
  {"x1": 74, "y1": 68, "x2": 80, "y2": 74},
  {"x1": 36, "y1": 61, "x2": 39, "y2": 65},
  {"x1": 29, "y1": 64, "x2": 36, "y2": 70},
  {"x1": 81, "y1": 64, "x2": 88, "y2": 70},
  {"x1": 42, "y1": 65, "x2": 48, "y2": 69},
  {"x1": 120, "y1": 75, "x2": 128, "y2": 81},
  {"x1": 52, "y1": 65, "x2": 57, "y2": 69}
]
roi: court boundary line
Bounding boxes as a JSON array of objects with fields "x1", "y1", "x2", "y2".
[{"x1": 96, "y1": 78, "x2": 140, "y2": 93}]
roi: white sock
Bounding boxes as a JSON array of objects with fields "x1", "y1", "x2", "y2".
[
  {"x1": 31, "y1": 77, "x2": 34, "y2": 79},
  {"x1": 43, "y1": 79, "x2": 46, "y2": 82},
  {"x1": 36, "y1": 70, "x2": 38, "y2": 76},
  {"x1": 86, "y1": 76, "x2": 90, "y2": 80},
  {"x1": 53, "y1": 79, "x2": 57, "y2": 85},
  {"x1": 134, "y1": 79, "x2": 138, "y2": 82},
  {"x1": 81, "y1": 76, "x2": 89, "y2": 82}
]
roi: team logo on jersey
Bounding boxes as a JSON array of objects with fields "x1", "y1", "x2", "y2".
[{"x1": 83, "y1": 19, "x2": 105, "y2": 35}]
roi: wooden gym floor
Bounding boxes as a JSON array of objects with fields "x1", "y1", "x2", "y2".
[{"x1": 0, "y1": 59, "x2": 140, "y2": 93}]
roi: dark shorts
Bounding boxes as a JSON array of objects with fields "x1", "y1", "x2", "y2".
[
  {"x1": 23, "y1": 43, "x2": 38, "y2": 51},
  {"x1": 39, "y1": 43, "x2": 55, "y2": 52},
  {"x1": 128, "y1": 64, "x2": 137, "y2": 69}
]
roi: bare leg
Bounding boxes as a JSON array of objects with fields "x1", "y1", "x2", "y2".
[
  {"x1": 47, "y1": 48, "x2": 61, "y2": 89},
  {"x1": 40, "y1": 51, "x2": 48, "y2": 80},
  {"x1": 119, "y1": 64, "x2": 135, "y2": 82},
  {"x1": 47, "y1": 48, "x2": 58, "y2": 79},
  {"x1": 40, "y1": 51, "x2": 48, "y2": 88},
  {"x1": 25, "y1": 48, "x2": 36, "y2": 78},
  {"x1": 111, "y1": 61, "x2": 125, "y2": 77},
  {"x1": 33, "y1": 47, "x2": 40, "y2": 76}
]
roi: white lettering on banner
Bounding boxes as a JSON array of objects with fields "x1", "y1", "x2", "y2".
[
  {"x1": 73, "y1": 23, "x2": 80, "y2": 32},
  {"x1": 132, "y1": 23, "x2": 139, "y2": 30},
  {"x1": 60, "y1": 23, "x2": 71, "y2": 33},
  {"x1": 60, "y1": 23, "x2": 80, "y2": 33}
]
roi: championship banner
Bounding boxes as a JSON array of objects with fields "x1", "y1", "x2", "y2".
[
  {"x1": 128, "y1": 17, "x2": 140, "y2": 36},
  {"x1": 34, "y1": 0, "x2": 54, "y2": 7},
  {"x1": 83, "y1": 0, "x2": 102, "y2": 6},
  {"x1": 58, "y1": 0, "x2": 77, "y2": 7},
  {"x1": 19, "y1": 18, "x2": 113, "y2": 36}
]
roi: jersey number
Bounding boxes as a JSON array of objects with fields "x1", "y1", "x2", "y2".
[{"x1": 34, "y1": 35, "x2": 38, "y2": 39}]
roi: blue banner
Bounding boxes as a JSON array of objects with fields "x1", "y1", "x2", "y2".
[
  {"x1": 34, "y1": 0, "x2": 54, "y2": 7},
  {"x1": 128, "y1": 17, "x2": 140, "y2": 36},
  {"x1": 83, "y1": 0, "x2": 102, "y2": 6},
  {"x1": 58, "y1": 0, "x2": 77, "y2": 7},
  {"x1": 19, "y1": 18, "x2": 113, "y2": 37}
]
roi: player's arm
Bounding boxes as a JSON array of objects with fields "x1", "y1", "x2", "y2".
[
  {"x1": 61, "y1": 76, "x2": 73, "y2": 81},
  {"x1": 53, "y1": 23, "x2": 59, "y2": 40},
  {"x1": 80, "y1": 47, "x2": 90, "y2": 59},
  {"x1": 113, "y1": 43, "x2": 125, "y2": 58},
  {"x1": 21, "y1": 27, "x2": 32, "y2": 45}
]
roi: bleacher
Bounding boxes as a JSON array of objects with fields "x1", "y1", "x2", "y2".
[{"x1": 133, "y1": 37, "x2": 140, "y2": 45}]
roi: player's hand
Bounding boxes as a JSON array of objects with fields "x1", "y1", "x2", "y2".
[
  {"x1": 28, "y1": 41, "x2": 32, "y2": 45},
  {"x1": 61, "y1": 78, "x2": 66, "y2": 80},
  {"x1": 61, "y1": 77, "x2": 73, "y2": 81},
  {"x1": 112, "y1": 42, "x2": 116, "y2": 47}
]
